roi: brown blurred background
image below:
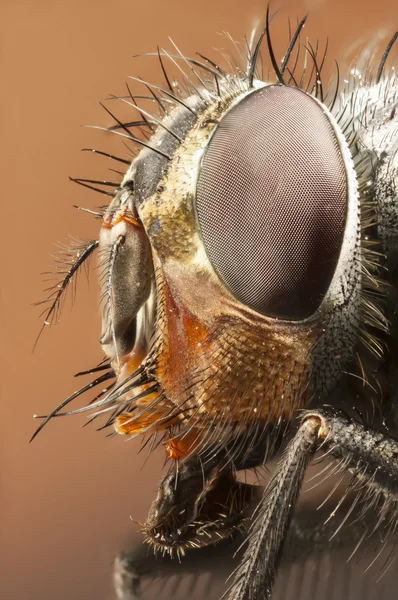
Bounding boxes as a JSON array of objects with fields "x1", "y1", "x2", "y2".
[{"x1": 1, "y1": 1, "x2": 397, "y2": 599}]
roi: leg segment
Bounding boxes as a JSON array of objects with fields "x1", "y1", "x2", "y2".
[
  {"x1": 315, "y1": 409, "x2": 398, "y2": 486},
  {"x1": 226, "y1": 416, "x2": 321, "y2": 600},
  {"x1": 113, "y1": 504, "x2": 395, "y2": 600},
  {"x1": 226, "y1": 410, "x2": 398, "y2": 600},
  {"x1": 312, "y1": 408, "x2": 398, "y2": 533}
]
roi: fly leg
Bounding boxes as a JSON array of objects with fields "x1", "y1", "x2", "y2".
[
  {"x1": 113, "y1": 535, "x2": 251, "y2": 600},
  {"x1": 226, "y1": 415, "x2": 321, "y2": 600},
  {"x1": 308, "y1": 408, "x2": 398, "y2": 530},
  {"x1": 226, "y1": 410, "x2": 398, "y2": 600},
  {"x1": 113, "y1": 551, "x2": 146, "y2": 600},
  {"x1": 112, "y1": 505, "x2": 393, "y2": 600}
]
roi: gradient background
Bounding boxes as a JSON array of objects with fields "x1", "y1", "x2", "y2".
[{"x1": 2, "y1": 1, "x2": 397, "y2": 599}]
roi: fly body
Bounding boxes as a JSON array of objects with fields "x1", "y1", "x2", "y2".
[{"x1": 34, "y1": 11, "x2": 398, "y2": 600}]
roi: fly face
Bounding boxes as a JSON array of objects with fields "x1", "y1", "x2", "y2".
[
  {"x1": 34, "y1": 12, "x2": 398, "y2": 600},
  {"x1": 102, "y1": 78, "x2": 364, "y2": 450}
]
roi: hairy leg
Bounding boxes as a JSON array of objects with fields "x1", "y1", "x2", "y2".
[{"x1": 226, "y1": 410, "x2": 398, "y2": 600}]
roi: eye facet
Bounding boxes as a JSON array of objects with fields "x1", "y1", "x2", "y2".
[{"x1": 196, "y1": 85, "x2": 348, "y2": 320}]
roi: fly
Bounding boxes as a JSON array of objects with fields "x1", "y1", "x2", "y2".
[{"x1": 33, "y1": 9, "x2": 398, "y2": 600}]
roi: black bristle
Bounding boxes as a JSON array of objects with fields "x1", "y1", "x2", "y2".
[
  {"x1": 81, "y1": 148, "x2": 130, "y2": 165},
  {"x1": 265, "y1": 6, "x2": 285, "y2": 85},
  {"x1": 376, "y1": 31, "x2": 398, "y2": 83},
  {"x1": 280, "y1": 15, "x2": 307, "y2": 75}
]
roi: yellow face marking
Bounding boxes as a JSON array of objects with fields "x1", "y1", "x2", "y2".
[{"x1": 102, "y1": 206, "x2": 141, "y2": 229}]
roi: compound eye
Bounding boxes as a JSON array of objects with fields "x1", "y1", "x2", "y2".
[{"x1": 196, "y1": 85, "x2": 348, "y2": 320}]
